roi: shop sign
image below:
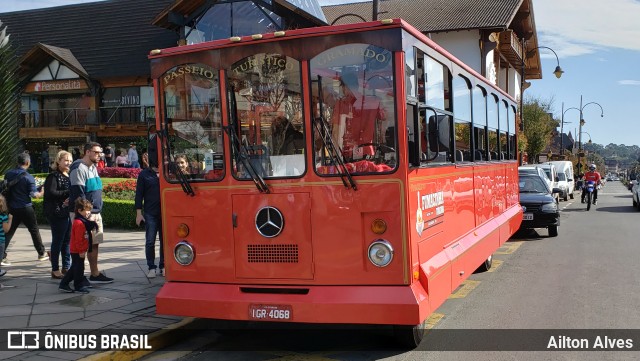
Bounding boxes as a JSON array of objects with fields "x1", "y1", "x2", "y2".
[{"x1": 26, "y1": 79, "x2": 88, "y2": 93}]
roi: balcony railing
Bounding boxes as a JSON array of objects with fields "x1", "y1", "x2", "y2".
[
  {"x1": 498, "y1": 30, "x2": 523, "y2": 67},
  {"x1": 20, "y1": 106, "x2": 156, "y2": 128}
]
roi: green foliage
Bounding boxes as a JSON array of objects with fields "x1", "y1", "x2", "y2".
[
  {"x1": 33, "y1": 198, "x2": 137, "y2": 229},
  {"x1": 0, "y1": 23, "x2": 20, "y2": 174},
  {"x1": 522, "y1": 96, "x2": 555, "y2": 160}
]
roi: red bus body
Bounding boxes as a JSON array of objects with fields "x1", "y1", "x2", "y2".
[{"x1": 151, "y1": 19, "x2": 522, "y2": 330}]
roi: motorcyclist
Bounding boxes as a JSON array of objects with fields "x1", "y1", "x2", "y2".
[{"x1": 581, "y1": 164, "x2": 602, "y2": 205}]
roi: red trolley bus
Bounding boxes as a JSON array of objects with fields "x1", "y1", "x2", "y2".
[{"x1": 150, "y1": 19, "x2": 522, "y2": 347}]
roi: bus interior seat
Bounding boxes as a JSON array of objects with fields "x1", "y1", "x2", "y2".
[
  {"x1": 455, "y1": 150, "x2": 464, "y2": 162},
  {"x1": 475, "y1": 150, "x2": 484, "y2": 161},
  {"x1": 490, "y1": 151, "x2": 498, "y2": 160},
  {"x1": 248, "y1": 145, "x2": 270, "y2": 176}
]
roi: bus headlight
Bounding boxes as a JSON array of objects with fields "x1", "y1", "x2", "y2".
[
  {"x1": 174, "y1": 241, "x2": 195, "y2": 265},
  {"x1": 367, "y1": 239, "x2": 394, "y2": 267}
]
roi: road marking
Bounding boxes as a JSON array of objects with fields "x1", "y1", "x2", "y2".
[
  {"x1": 449, "y1": 280, "x2": 481, "y2": 299},
  {"x1": 425, "y1": 312, "x2": 445, "y2": 329},
  {"x1": 486, "y1": 259, "x2": 503, "y2": 272},
  {"x1": 495, "y1": 241, "x2": 523, "y2": 255}
]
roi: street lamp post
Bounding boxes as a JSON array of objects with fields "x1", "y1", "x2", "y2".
[
  {"x1": 560, "y1": 102, "x2": 580, "y2": 156},
  {"x1": 576, "y1": 95, "x2": 604, "y2": 175},
  {"x1": 520, "y1": 44, "x2": 564, "y2": 164}
]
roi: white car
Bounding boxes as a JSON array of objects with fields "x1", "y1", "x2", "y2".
[{"x1": 518, "y1": 165, "x2": 552, "y2": 191}]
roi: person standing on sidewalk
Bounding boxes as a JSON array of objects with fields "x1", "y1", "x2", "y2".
[
  {"x1": 43, "y1": 150, "x2": 73, "y2": 279},
  {"x1": 69, "y1": 142, "x2": 113, "y2": 284},
  {"x1": 59, "y1": 198, "x2": 95, "y2": 294},
  {"x1": 128, "y1": 143, "x2": 140, "y2": 168},
  {"x1": 0, "y1": 194, "x2": 12, "y2": 278},
  {"x1": 135, "y1": 163, "x2": 163, "y2": 278},
  {"x1": 2, "y1": 153, "x2": 48, "y2": 265}
]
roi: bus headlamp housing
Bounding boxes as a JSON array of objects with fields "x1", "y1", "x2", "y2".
[
  {"x1": 174, "y1": 241, "x2": 195, "y2": 265},
  {"x1": 367, "y1": 239, "x2": 394, "y2": 267}
]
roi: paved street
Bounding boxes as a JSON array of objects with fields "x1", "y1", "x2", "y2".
[
  {"x1": 140, "y1": 181, "x2": 640, "y2": 360},
  {"x1": 0, "y1": 227, "x2": 187, "y2": 361}
]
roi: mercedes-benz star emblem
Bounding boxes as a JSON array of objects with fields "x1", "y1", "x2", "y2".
[
  {"x1": 255, "y1": 206, "x2": 284, "y2": 238},
  {"x1": 522, "y1": 206, "x2": 527, "y2": 212}
]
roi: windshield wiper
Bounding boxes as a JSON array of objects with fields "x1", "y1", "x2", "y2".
[
  {"x1": 226, "y1": 86, "x2": 269, "y2": 193},
  {"x1": 158, "y1": 126, "x2": 195, "y2": 197},
  {"x1": 313, "y1": 76, "x2": 356, "y2": 191}
]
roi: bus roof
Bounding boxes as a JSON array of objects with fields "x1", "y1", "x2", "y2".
[{"x1": 149, "y1": 18, "x2": 516, "y2": 103}]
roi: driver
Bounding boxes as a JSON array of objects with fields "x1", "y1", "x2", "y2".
[{"x1": 581, "y1": 164, "x2": 602, "y2": 205}]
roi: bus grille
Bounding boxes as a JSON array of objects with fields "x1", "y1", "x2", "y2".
[{"x1": 247, "y1": 244, "x2": 299, "y2": 263}]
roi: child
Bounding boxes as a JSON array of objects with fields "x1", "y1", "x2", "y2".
[
  {"x1": 59, "y1": 198, "x2": 97, "y2": 293},
  {"x1": 0, "y1": 195, "x2": 11, "y2": 280}
]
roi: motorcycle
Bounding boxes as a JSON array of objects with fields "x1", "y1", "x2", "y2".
[{"x1": 584, "y1": 180, "x2": 595, "y2": 211}]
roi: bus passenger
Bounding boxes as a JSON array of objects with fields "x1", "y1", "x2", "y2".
[
  {"x1": 271, "y1": 116, "x2": 304, "y2": 155},
  {"x1": 330, "y1": 71, "x2": 385, "y2": 160},
  {"x1": 175, "y1": 154, "x2": 191, "y2": 175}
]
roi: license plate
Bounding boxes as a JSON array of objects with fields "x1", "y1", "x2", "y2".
[
  {"x1": 249, "y1": 304, "x2": 292, "y2": 321},
  {"x1": 523, "y1": 213, "x2": 534, "y2": 221}
]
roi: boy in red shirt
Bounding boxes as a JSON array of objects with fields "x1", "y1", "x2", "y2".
[{"x1": 59, "y1": 198, "x2": 97, "y2": 293}]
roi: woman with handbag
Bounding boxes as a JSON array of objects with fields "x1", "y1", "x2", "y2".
[{"x1": 43, "y1": 150, "x2": 73, "y2": 279}]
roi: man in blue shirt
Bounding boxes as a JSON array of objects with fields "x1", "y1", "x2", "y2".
[
  {"x1": 69, "y1": 142, "x2": 113, "y2": 284},
  {"x1": 135, "y1": 163, "x2": 163, "y2": 278},
  {"x1": 128, "y1": 143, "x2": 140, "y2": 168},
  {"x1": 2, "y1": 153, "x2": 48, "y2": 265}
]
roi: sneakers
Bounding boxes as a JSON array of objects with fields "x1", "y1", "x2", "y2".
[
  {"x1": 159, "y1": 268, "x2": 165, "y2": 277},
  {"x1": 1, "y1": 258, "x2": 11, "y2": 266},
  {"x1": 58, "y1": 284, "x2": 74, "y2": 293},
  {"x1": 38, "y1": 253, "x2": 49, "y2": 261},
  {"x1": 593, "y1": 200, "x2": 598, "y2": 205},
  {"x1": 147, "y1": 269, "x2": 157, "y2": 279},
  {"x1": 89, "y1": 273, "x2": 113, "y2": 284},
  {"x1": 0, "y1": 269, "x2": 6, "y2": 277},
  {"x1": 76, "y1": 287, "x2": 90, "y2": 294}
]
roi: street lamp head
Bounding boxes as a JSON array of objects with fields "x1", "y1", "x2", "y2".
[{"x1": 553, "y1": 65, "x2": 564, "y2": 79}]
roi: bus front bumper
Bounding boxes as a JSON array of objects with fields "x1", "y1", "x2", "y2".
[{"x1": 156, "y1": 282, "x2": 428, "y2": 325}]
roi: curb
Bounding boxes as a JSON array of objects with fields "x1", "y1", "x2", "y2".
[{"x1": 79, "y1": 317, "x2": 197, "y2": 361}]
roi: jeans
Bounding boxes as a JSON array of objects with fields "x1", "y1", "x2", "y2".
[
  {"x1": 47, "y1": 216, "x2": 71, "y2": 271},
  {"x1": 4, "y1": 206, "x2": 45, "y2": 259},
  {"x1": 144, "y1": 214, "x2": 164, "y2": 270}
]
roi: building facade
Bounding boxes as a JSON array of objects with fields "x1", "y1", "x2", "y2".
[{"x1": 1, "y1": 0, "x2": 541, "y2": 167}]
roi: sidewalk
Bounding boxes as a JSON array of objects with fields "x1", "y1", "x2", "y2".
[{"x1": 0, "y1": 226, "x2": 191, "y2": 361}]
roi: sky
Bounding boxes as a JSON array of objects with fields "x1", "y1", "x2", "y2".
[{"x1": 2, "y1": 0, "x2": 639, "y2": 147}]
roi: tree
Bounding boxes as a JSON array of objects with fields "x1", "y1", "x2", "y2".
[
  {"x1": 0, "y1": 22, "x2": 20, "y2": 173},
  {"x1": 521, "y1": 96, "x2": 555, "y2": 162}
]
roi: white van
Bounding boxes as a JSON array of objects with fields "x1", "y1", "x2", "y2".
[
  {"x1": 538, "y1": 163, "x2": 561, "y2": 202},
  {"x1": 550, "y1": 161, "x2": 575, "y2": 200}
]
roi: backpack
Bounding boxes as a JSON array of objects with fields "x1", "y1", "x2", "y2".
[{"x1": 0, "y1": 172, "x2": 27, "y2": 198}]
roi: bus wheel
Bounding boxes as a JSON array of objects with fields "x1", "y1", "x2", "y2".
[
  {"x1": 548, "y1": 226, "x2": 558, "y2": 237},
  {"x1": 393, "y1": 322, "x2": 425, "y2": 348},
  {"x1": 475, "y1": 254, "x2": 493, "y2": 272}
]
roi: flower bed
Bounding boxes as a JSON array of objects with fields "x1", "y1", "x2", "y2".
[{"x1": 98, "y1": 167, "x2": 141, "y2": 179}]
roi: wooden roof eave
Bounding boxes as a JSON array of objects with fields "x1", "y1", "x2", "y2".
[{"x1": 19, "y1": 43, "x2": 91, "y2": 84}]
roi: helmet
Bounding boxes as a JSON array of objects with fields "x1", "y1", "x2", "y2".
[{"x1": 589, "y1": 164, "x2": 596, "y2": 171}]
